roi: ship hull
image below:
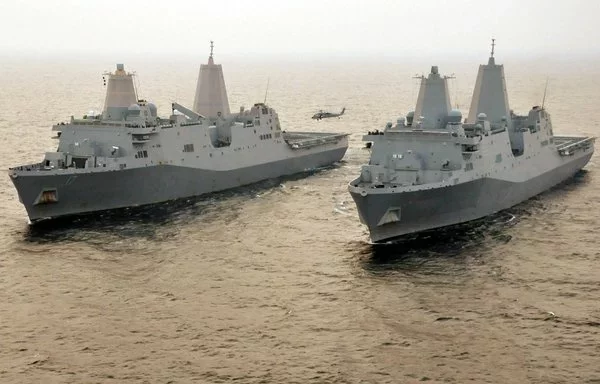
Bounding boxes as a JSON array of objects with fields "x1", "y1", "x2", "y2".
[
  {"x1": 11, "y1": 146, "x2": 347, "y2": 223},
  {"x1": 349, "y1": 152, "x2": 593, "y2": 243}
]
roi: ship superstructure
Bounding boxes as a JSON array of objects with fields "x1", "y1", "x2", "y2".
[
  {"x1": 193, "y1": 41, "x2": 230, "y2": 118},
  {"x1": 9, "y1": 57, "x2": 348, "y2": 223},
  {"x1": 348, "y1": 43, "x2": 594, "y2": 242}
]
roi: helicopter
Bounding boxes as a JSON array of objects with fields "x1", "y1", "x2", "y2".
[{"x1": 312, "y1": 107, "x2": 346, "y2": 120}]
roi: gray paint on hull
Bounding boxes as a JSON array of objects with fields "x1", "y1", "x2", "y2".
[
  {"x1": 350, "y1": 152, "x2": 593, "y2": 242},
  {"x1": 13, "y1": 147, "x2": 347, "y2": 222}
]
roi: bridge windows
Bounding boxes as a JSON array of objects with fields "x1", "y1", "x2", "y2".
[
  {"x1": 183, "y1": 144, "x2": 195, "y2": 152},
  {"x1": 135, "y1": 150, "x2": 149, "y2": 158}
]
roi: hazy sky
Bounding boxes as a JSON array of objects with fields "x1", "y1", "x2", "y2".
[{"x1": 1, "y1": 0, "x2": 598, "y2": 59}]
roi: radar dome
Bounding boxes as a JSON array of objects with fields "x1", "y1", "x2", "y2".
[
  {"x1": 147, "y1": 102, "x2": 158, "y2": 117},
  {"x1": 128, "y1": 103, "x2": 141, "y2": 116},
  {"x1": 477, "y1": 112, "x2": 487, "y2": 121},
  {"x1": 406, "y1": 111, "x2": 415, "y2": 126},
  {"x1": 447, "y1": 109, "x2": 462, "y2": 123}
]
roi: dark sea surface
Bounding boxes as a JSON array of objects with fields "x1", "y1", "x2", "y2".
[{"x1": 0, "y1": 55, "x2": 599, "y2": 383}]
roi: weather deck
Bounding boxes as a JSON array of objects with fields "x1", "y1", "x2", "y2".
[
  {"x1": 283, "y1": 132, "x2": 348, "y2": 150},
  {"x1": 554, "y1": 136, "x2": 595, "y2": 156}
]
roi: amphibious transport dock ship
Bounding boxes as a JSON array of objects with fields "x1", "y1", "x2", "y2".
[
  {"x1": 348, "y1": 44, "x2": 594, "y2": 243},
  {"x1": 9, "y1": 48, "x2": 348, "y2": 223}
]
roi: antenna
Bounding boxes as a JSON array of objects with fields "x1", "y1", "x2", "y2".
[
  {"x1": 451, "y1": 75, "x2": 460, "y2": 110},
  {"x1": 491, "y1": 38, "x2": 496, "y2": 57},
  {"x1": 132, "y1": 71, "x2": 142, "y2": 100},
  {"x1": 411, "y1": 73, "x2": 422, "y2": 105},
  {"x1": 541, "y1": 77, "x2": 549, "y2": 109},
  {"x1": 263, "y1": 77, "x2": 270, "y2": 104},
  {"x1": 210, "y1": 40, "x2": 214, "y2": 58}
]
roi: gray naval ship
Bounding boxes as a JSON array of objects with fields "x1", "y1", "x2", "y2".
[
  {"x1": 349, "y1": 43, "x2": 595, "y2": 243},
  {"x1": 9, "y1": 47, "x2": 348, "y2": 223}
]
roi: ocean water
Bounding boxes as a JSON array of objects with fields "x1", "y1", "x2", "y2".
[{"x1": 0, "y1": 54, "x2": 599, "y2": 383}]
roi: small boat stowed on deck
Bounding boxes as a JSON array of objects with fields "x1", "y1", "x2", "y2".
[
  {"x1": 9, "y1": 48, "x2": 348, "y2": 223},
  {"x1": 348, "y1": 43, "x2": 595, "y2": 243}
]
